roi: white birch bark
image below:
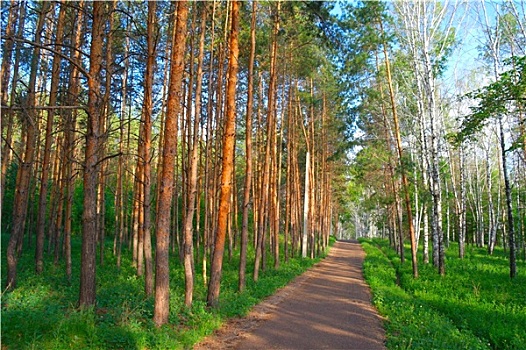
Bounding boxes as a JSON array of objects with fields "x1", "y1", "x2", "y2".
[
  {"x1": 394, "y1": 0, "x2": 461, "y2": 274},
  {"x1": 479, "y1": 1, "x2": 517, "y2": 273}
]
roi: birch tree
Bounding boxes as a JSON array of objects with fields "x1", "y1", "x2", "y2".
[
  {"x1": 395, "y1": 0, "x2": 460, "y2": 275},
  {"x1": 460, "y1": 55, "x2": 525, "y2": 278}
]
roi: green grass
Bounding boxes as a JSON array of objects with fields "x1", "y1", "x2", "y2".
[
  {"x1": 360, "y1": 238, "x2": 526, "y2": 350},
  {"x1": 2, "y1": 235, "x2": 334, "y2": 349}
]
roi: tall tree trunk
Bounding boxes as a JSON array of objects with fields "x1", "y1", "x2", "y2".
[
  {"x1": 207, "y1": 0, "x2": 240, "y2": 308},
  {"x1": 273, "y1": 115, "x2": 282, "y2": 268},
  {"x1": 422, "y1": 46, "x2": 445, "y2": 275},
  {"x1": 131, "y1": 163, "x2": 141, "y2": 269},
  {"x1": 380, "y1": 18, "x2": 418, "y2": 278},
  {"x1": 396, "y1": 0, "x2": 456, "y2": 275},
  {"x1": 239, "y1": 0, "x2": 257, "y2": 293},
  {"x1": 202, "y1": 0, "x2": 217, "y2": 288},
  {"x1": 486, "y1": 143, "x2": 498, "y2": 255},
  {"x1": 79, "y1": 1, "x2": 105, "y2": 307},
  {"x1": 308, "y1": 80, "x2": 316, "y2": 259},
  {"x1": 142, "y1": 0, "x2": 157, "y2": 297},
  {"x1": 6, "y1": 1, "x2": 49, "y2": 291},
  {"x1": 154, "y1": 0, "x2": 188, "y2": 327},
  {"x1": 96, "y1": 0, "x2": 115, "y2": 268},
  {"x1": 53, "y1": 139, "x2": 66, "y2": 264},
  {"x1": 64, "y1": 0, "x2": 84, "y2": 282},
  {"x1": 418, "y1": 99, "x2": 430, "y2": 264},
  {"x1": 0, "y1": 0, "x2": 20, "y2": 206},
  {"x1": 375, "y1": 49, "x2": 404, "y2": 261},
  {"x1": 459, "y1": 145, "x2": 467, "y2": 258},
  {"x1": 254, "y1": 1, "x2": 280, "y2": 278},
  {"x1": 47, "y1": 140, "x2": 61, "y2": 254},
  {"x1": 253, "y1": 72, "x2": 265, "y2": 253},
  {"x1": 284, "y1": 76, "x2": 294, "y2": 262},
  {"x1": 500, "y1": 117, "x2": 517, "y2": 278},
  {"x1": 0, "y1": 0, "x2": 18, "y2": 111},
  {"x1": 182, "y1": 1, "x2": 207, "y2": 307},
  {"x1": 34, "y1": 1, "x2": 66, "y2": 274},
  {"x1": 481, "y1": 0, "x2": 516, "y2": 276},
  {"x1": 116, "y1": 3, "x2": 131, "y2": 267},
  {"x1": 302, "y1": 151, "x2": 310, "y2": 258}
]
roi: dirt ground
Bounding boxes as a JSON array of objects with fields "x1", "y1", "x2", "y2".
[{"x1": 194, "y1": 240, "x2": 386, "y2": 350}]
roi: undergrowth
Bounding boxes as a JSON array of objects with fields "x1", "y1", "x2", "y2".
[
  {"x1": 360, "y1": 238, "x2": 526, "y2": 350},
  {"x1": 1, "y1": 235, "x2": 334, "y2": 349}
]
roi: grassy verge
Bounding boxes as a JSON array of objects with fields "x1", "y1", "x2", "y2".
[
  {"x1": 360, "y1": 238, "x2": 526, "y2": 350},
  {"x1": 2, "y1": 235, "x2": 335, "y2": 349}
]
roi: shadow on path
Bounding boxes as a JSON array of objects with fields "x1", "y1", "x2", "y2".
[{"x1": 195, "y1": 240, "x2": 386, "y2": 350}]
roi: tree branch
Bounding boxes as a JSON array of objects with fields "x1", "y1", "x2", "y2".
[
  {"x1": 4, "y1": 105, "x2": 86, "y2": 110},
  {"x1": 9, "y1": 36, "x2": 90, "y2": 78}
]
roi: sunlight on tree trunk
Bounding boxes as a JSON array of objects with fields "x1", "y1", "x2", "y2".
[
  {"x1": 207, "y1": 0, "x2": 240, "y2": 308},
  {"x1": 154, "y1": 0, "x2": 188, "y2": 326}
]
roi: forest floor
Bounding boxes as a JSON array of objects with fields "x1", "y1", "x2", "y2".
[{"x1": 194, "y1": 240, "x2": 386, "y2": 350}]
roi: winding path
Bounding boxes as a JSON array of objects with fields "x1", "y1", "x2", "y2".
[{"x1": 195, "y1": 240, "x2": 386, "y2": 350}]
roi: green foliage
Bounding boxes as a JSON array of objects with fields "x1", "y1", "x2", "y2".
[
  {"x1": 361, "y1": 239, "x2": 526, "y2": 350},
  {"x1": 1, "y1": 233, "x2": 332, "y2": 349},
  {"x1": 458, "y1": 55, "x2": 526, "y2": 144},
  {"x1": 1, "y1": 162, "x2": 17, "y2": 233}
]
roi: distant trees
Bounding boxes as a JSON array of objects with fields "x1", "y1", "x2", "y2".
[
  {"x1": 459, "y1": 55, "x2": 525, "y2": 278},
  {"x1": 340, "y1": 0, "x2": 525, "y2": 279}
]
